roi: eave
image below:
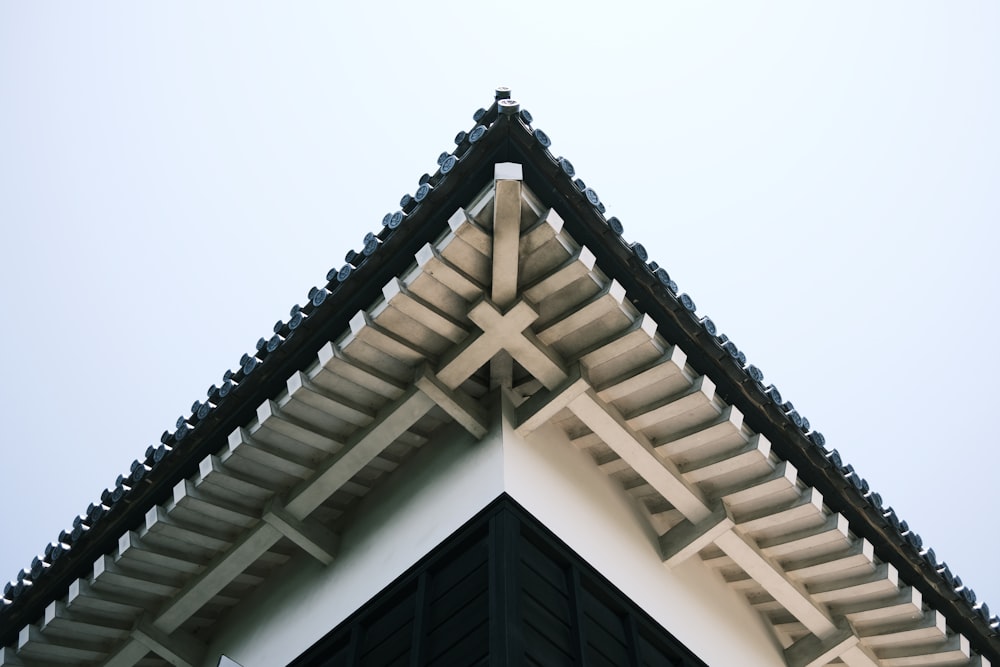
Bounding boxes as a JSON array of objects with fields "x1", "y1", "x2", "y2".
[
  {"x1": 513, "y1": 125, "x2": 998, "y2": 661},
  {"x1": 1, "y1": 90, "x2": 996, "y2": 666}
]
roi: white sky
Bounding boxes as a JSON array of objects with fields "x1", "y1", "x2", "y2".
[{"x1": 2, "y1": 2, "x2": 998, "y2": 617}]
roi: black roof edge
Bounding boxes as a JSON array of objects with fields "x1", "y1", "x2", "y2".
[{"x1": 2, "y1": 92, "x2": 996, "y2": 660}]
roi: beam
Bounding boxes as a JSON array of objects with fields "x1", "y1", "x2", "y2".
[
  {"x1": 595, "y1": 346, "x2": 690, "y2": 403},
  {"x1": 715, "y1": 529, "x2": 837, "y2": 638},
  {"x1": 626, "y1": 375, "x2": 718, "y2": 431},
  {"x1": 718, "y1": 460, "x2": 798, "y2": 510},
  {"x1": 67, "y1": 578, "x2": 142, "y2": 619},
  {"x1": 196, "y1": 455, "x2": 274, "y2": 505},
  {"x1": 567, "y1": 389, "x2": 712, "y2": 523},
  {"x1": 131, "y1": 620, "x2": 205, "y2": 667},
  {"x1": 492, "y1": 175, "x2": 522, "y2": 308},
  {"x1": 522, "y1": 246, "x2": 596, "y2": 304},
  {"x1": 0, "y1": 647, "x2": 25, "y2": 667},
  {"x1": 284, "y1": 385, "x2": 436, "y2": 518},
  {"x1": 446, "y1": 208, "x2": 492, "y2": 257},
  {"x1": 222, "y1": 428, "x2": 313, "y2": 481},
  {"x1": 597, "y1": 405, "x2": 745, "y2": 479},
  {"x1": 655, "y1": 404, "x2": 744, "y2": 458},
  {"x1": 879, "y1": 632, "x2": 970, "y2": 666},
  {"x1": 100, "y1": 373, "x2": 441, "y2": 666},
  {"x1": 42, "y1": 600, "x2": 130, "y2": 641},
  {"x1": 785, "y1": 538, "x2": 875, "y2": 584},
  {"x1": 515, "y1": 364, "x2": 589, "y2": 437},
  {"x1": 254, "y1": 399, "x2": 345, "y2": 456},
  {"x1": 759, "y1": 513, "x2": 851, "y2": 561},
  {"x1": 172, "y1": 480, "x2": 258, "y2": 530},
  {"x1": 435, "y1": 298, "x2": 532, "y2": 389},
  {"x1": 839, "y1": 643, "x2": 881, "y2": 667},
  {"x1": 835, "y1": 586, "x2": 923, "y2": 628},
  {"x1": 414, "y1": 243, "x2": 484, "y2": 301},
  {"x1": 469, "y1": 299, "x2": 566, "y2": 390},
  {"x1": 346, "y1": 311, "x2": 429, "y2": 364},
  {"x1": 412, "y1": 366, "x2": 488, "y2": 439},
  {"x1": 144, "y1": 505, "x2": 232, "y2": 554},
  {"x1": 153, "y1": 522, "x2": 282, "y2": 633},
  {"x1": 519, "y1": 207, "x2": 566, "y2": 256},
  {"x1": 576, "y1": 313, "x2": 660, "y2": 370},
  {"x1": 261, "y1": 503, "x2": 340, "y2": 566},
  {"x1": 679, "y1": 433, "x2": 771, "y2": 485},
  {"x1": 93, "y1": 554, "x2": 178, "y2": 600},
  {"x1": 783, "y1": 623, "x2": 858, "y2": 667},
  {"x1": 436, "y1": 298, "x2": 567, "y2": 391},
  {"x1": 809, "y1": 563, "x2": 898, "y2": 605},
  {"x1": 18, "y1": 624, "x2": 105, "y2": 663},
  {"x1": 286, "y1": 371, "x2": 376, "y2": 428},
  {"x1": 117, "y1": 530, "x2": 203, "y2": 577},
  {"x1": 535, "y1": 280, "x2": 628, "y2": 345},
  {"x1": 859, "y1": 610, "x2": 947, "y2": 649},
  {"x1": 490, "y1": 349, "x2": 514, "y2": 391},
  {"x1": 733, "y1": 486, "x2": 823, "y2": 536},
  {"x1": 660, "y1": 507, "x2": 733, "y2": 568},
  {"x1": 314, "y1": 341, "x2": 407, "y2": 401},
  {"x1": 381, "y1": 278, "x2": 468, "y2": 345},
  {"x1": 102, "y1": 637, "x2": 154, "y2": 667}
]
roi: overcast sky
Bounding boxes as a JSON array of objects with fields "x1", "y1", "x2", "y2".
[{"x1": 2, "y1": 3, "x2": 998, "y2": 616}]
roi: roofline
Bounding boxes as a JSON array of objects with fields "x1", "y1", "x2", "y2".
[
  {"x1": 509, "y1": 125, "x2": 999, "y2": 659},
  {"x1": 2, "y1": 95, "x2": 996, "y2": 660},
  {"x1": 0, "y1": 99, "x2": 508, "y2": 645}
]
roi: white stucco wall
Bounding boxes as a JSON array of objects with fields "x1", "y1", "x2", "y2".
[
  {"x1": 206, "y1": 395, "x2": 785, "y2": 666},
  {"x1": 500, "y1": 395, "x2": 785, "y2": 667},
  {"x1": 204, "y1": 420, "x2": 505, "y2": 667}
]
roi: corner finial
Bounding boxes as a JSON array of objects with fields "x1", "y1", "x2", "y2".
[{"x1": 498, "y1": 98, "x2": 520, "y2": 115}]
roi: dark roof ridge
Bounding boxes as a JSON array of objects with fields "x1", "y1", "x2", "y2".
[{"x1": 2, "y1": 88, "x2": 997, "y2": 660}]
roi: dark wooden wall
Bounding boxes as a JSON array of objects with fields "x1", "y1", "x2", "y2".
[{"x1": 288, "y1": 496, "x2": 707, "y2": 667}]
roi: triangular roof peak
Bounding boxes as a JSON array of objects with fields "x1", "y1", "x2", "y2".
[{"x1": 2, "y1": 88, "x2": 996, "y2": 665}]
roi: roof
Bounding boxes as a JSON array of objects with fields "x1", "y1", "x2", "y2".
[{"x1": 2, "y1": 88, "x2": 997, "y2": 666}]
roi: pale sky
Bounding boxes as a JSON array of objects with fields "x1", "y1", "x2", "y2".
[{"x1": 2, "y1": 2, "x2": 998, "y2": 614}]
